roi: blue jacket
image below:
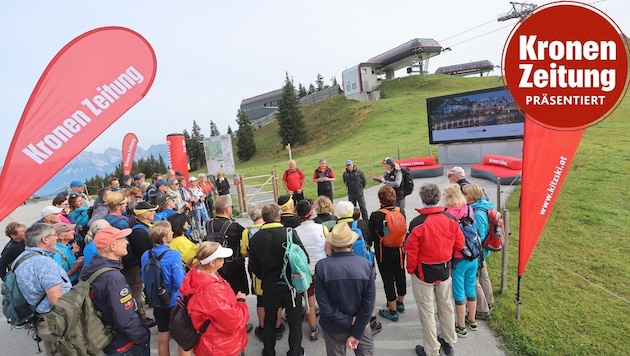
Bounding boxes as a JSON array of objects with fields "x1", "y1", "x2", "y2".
[
  {"x1": 140, "y1": 244, "x2": 185, "y2": 308},
  {"x1": 471, "y1": 198, "x2": 495, "y2": 259},
  {"x1": 315, "y1": 251, "x2": 375, "y2": 340},
  {"x1": 80, "y1": 255, "x2": 150, "y2": 354}
]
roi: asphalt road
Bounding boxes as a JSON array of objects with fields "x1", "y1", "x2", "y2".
[{"x1": 0, "y1": 166, "x2": 512, "y2": 355}]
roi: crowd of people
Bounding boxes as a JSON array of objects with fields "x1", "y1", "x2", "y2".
[{"x1": 0, "y1": 160, "x2": 500, "y2": 356}]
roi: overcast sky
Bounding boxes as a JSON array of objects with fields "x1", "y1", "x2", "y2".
[{"x1": 0, "y1": 0, "x2": 627, "y2": 160}]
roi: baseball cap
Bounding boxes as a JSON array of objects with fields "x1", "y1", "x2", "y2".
[
  {"x1": 41, "y1": 205, "x2": 64, "y2": 218},
  {"x1": 199, "y1": 245, "x2": 233, "y2": 265},
  {"x1": 94, "y1": 226, "x2": 132, "y2": 250},
  {"x1": 189, "y1": 176, "x2": 197, "y2": 182},
  {"x1": 69, "y1": 180, "x2": 84, "y2": 188},
  {"x1": 345, "y1": 160, "x2": 353, "y2": 165},
  {"x1": 155, "y1": 179, "x2": 169, "y2": 188},
  {"x1": 447, "y1": 166, "x2": 466, "y2": 178},
  {"x1": 383, "y1": 157, "x2": 395, "y2": 166}
]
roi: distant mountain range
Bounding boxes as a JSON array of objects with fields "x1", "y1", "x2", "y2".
[{"x1": 34, "y1": 144, "x2": 168, "y2": 198}]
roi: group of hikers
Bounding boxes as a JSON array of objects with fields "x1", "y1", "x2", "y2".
[{"x1": 0, "y1": 157, "x2": 499, "y2": 356}]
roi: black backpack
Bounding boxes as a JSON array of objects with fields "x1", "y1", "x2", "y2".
[
  {"x1": 143, "y1": 249, "x2": 171, "y2": 308},
  {"x1": 204, "y1": 219, "x2": 234, "y2": 260},
  {"x1": 169, "y1": 295, "x2": 211, "y2": 351},
  {"x1": 400, "y1": 167, "x2": 414, "y2": 196}
]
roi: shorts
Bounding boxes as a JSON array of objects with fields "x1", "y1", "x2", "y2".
[
  {"x1": 153, "y1": 306, "x2": 173, "y2": 332},
  {"x1": 307, "y1": 277, "x2": 315, "y2": 298}
]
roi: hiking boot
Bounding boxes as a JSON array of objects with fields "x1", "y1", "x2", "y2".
[
  {"x1": 246, "y1": 322, "x2": 253, "y2": 333},
  {"x1": 254, "y1": 326, "x2": 264, "y2": 341},
  {"x1": 309, "y1": 327, "x2": 319, "y2": 341},
  {"x1": 455, "y1": 324, "x2": 468, "y2": 338},
  {"x1": 378, "y1": 309, "x2": 399, "y2": 322},
  {"x1": 438, "y1": 336, "x2": 455, "y2": 356},
  {"x1": 370, "y1": 318, "x2": 383, "y2": 335},
  {"x1": 475, "y1": 311, "x2": 491, "y2": 321},
  {"x1": 144, "y1": 317, "x2": 157, "y2": 328},
  {"x1": 396, "y1": 301, "x2": 405, "y2": 313},
  {"x1": 275, "y1": 323, "x2": 285, "y2": 340},
  {"x1": 465, "y1": 318, "x2": 478, "y2": 331},
  {"x1": 415, "y1": 345, "x2": 427, "y2": 356}
]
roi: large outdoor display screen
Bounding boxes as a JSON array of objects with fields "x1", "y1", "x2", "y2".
[{"x1": 427, "y1": 87, "x2": 524, "y2": 144}]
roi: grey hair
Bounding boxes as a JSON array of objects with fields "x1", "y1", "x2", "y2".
[
  {"x1": 419, "y1": 184, "x2": 441, "y2": 205},
  {"x1": 25, "y1": 223, "x2": 53, "y2": 247},
  {"x1": 85, "y1": 219, "x2": 111, "y2": 244},
  {"x1": 248, "y1": 203, "x2": 263, "y2": 222}
]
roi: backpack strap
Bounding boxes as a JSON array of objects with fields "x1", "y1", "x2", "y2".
[
  {"x1": 86, "y1": 267, "x2": 118, "y2": 284},
  {"x1": 12, "y1": 251, "x2": 47, "y2": 310},
  {"x1": 53, "y1": 247, "x2": 70, "y2": 269}
]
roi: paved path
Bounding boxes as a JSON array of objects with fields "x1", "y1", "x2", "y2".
[{"x1": 0, "y1": 165, "x2": 513, "y2": 355}]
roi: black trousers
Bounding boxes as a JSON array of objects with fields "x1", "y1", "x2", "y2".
[
  {"x1": 262, "y1": 288, "x2": 304, "y2": 356},
  {"x1": 376, "y1": 247, "x2": 407, "y2": 302}
]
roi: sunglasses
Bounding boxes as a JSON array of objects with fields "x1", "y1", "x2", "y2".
[{"x1": 69, "y1": 193, "x2": 80, "y2": 198}]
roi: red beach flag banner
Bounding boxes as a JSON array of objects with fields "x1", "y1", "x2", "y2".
[
  {"x1": 502, "y1": 2, "x2": 628, "y2": 277},
  {"x1": 0, "y1": 27, "x2": 157, "y2": 222},
  {"x1": 122, "y1": 133, "x2": 139, "y2": 176}
]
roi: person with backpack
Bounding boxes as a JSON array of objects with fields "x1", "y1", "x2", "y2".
[
  {"x1": 88, "y1": 187, "x2": 112, "y2": 227},
  {"x1": 67, "y1": 193, "x2": 91, "y2": 244},
  {"x1": 179, "y1": 241, "x2": 249, "y2": 356},
  {"x1": 248, "y1": 203, "x2": 308, "y2": 356},
  {"x1": 11, "y1": 223, "x2": 72, "y2": 356},
  {"x1": 444, "y1": 184, "x2": 479, "y2": 338},
  {"x1": 312, "y1": 158, "x2": 336, "y2": 201},
  {"x1": 406, "y1": 184, "x2": 464, "y2": 356},
  {"x1": 282, "y1": 159, "x2": 306, "y2": 205},
  {"x1": 334, "y1": 201, "x2": 382, "y2": 335},
  {"x1": 371, "y1": 157, "x2": 407, "y2": 217},
  {"x1": 204, "y1": 197, "x2": 250, "y2": 302},
  {"x1": 314, "y1": 222, "x2": 376, "y2": 356},
  {"x1": 368, "y1": 185, "x2": 407, "y2": 323},
  {"x1": 246, "y1": 203, "x2": 286, "y2": 342},
  {"x1": 140, "y1": 221, "x2": 186, "y2": 356},
  {"x1": 343, "y1": 159, "x2": 369, "y2": 221},
  {"x1": 51, "y1": 223, "x2": 83, "y2": 285},
  {"x1": 123, "y1": 201, "x2": 158, "y2": 328},
  {"x1": 80, "y1": 226, "x2": 151, "y2": 355},
  {"x1": 295, "y1": 199, "x2": 329, "y2": 341},
  {"x1": 463, "y1": 183, "x2": 496, "y2": 322}
]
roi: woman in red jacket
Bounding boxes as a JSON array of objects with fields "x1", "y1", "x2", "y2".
[{"x1": 179, "y1": 241, "x2": 249, "y2": 356}]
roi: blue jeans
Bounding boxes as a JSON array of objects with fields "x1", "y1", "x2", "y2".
[{"x1": 106, "y1": 343, "x2": 150, "y2": 356}]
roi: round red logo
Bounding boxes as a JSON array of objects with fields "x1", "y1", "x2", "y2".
[{"x1": 502, "y1": 2, "x2": 629, "y2": 130}]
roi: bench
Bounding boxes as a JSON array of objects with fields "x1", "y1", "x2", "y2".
[
  {"x1": 471, "y1": 155, "x2": 522, "y2": 185},
  {"x1": 396, "y1": 157, "x2": 444, "y2": 178}
]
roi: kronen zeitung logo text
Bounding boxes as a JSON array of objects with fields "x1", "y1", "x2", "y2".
[
  {"x1": 22, "y1": 66, "x2": 144, "y2": 164},
  {"x1": 519, "y1": 35, "x2": 616, "y2": 106}
]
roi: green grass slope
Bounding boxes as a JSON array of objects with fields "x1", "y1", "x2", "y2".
[{"x1": 226, "y1": 73, "x2": 630, "y2": 355}]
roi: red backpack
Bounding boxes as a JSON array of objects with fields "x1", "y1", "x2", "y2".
[
  {"x1": 474, "y1": 207, "x2": 505, "y2": 251},
  {"x1": 377, "y1": 207, "x2": 407, "y2": 247}
]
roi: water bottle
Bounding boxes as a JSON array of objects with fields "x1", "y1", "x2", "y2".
[
  {"x1": 383, "y1": 220, "x2": 389, "y2": 235},
  {"x1": 157, "y1": 286, "x2": 171, "y2": 306}
]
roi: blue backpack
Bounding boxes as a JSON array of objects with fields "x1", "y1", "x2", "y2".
[
  {"x1": 281, "y1": 228, "x2": 311, "y2": 306},
  {"x1": 350, "y1": 221, "x2": 374, "y2": 267},
  {"x1": 458, "y1": 207, "x2": 482, "y2": 261}
]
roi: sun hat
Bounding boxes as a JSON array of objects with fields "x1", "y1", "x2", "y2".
[
  {"x1": 94, "y1": 226, "x2": 132, "y2": 250},
  {"x1": 52, "y1": 223, "x2": 76, "y2": 236},
  {"x1": 327, "y1": 222, "x2": 359, "y2": 248},
  {"x1": 199, "y1": 245, "x2": 233, "y2": 265},
  {"x1": 105, "y1": 192, "x2": 128, "y2": 206}
]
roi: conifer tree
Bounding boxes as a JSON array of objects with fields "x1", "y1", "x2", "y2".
[
  {"x1": 277, "y1": 72, "x2": 307, "y2": 147},
  {"x1": 235, "y1": 109, "x2": 256, "y2": 161}
]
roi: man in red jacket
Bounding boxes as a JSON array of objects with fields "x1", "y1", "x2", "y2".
[{"x1": 405, "y1": 183, "x2": 464, "y2": 356}]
